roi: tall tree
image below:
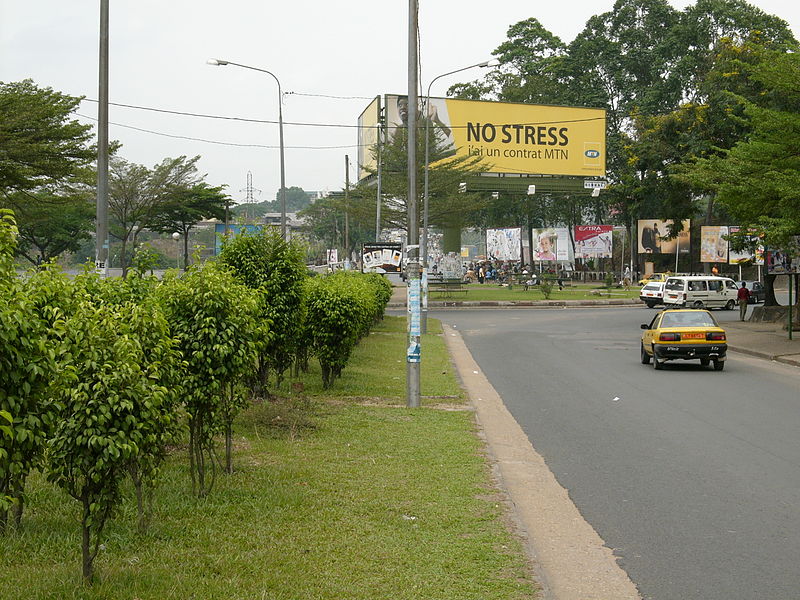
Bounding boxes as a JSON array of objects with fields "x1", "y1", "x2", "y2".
[
  {"x1": 8, "y1": 189, "x2": 94, "y2": 265},
  {"x1": 108, "y1": 155, "x2": 201, "y2": 276},
  {"x1": 685, "y1": 48, "x2": 800, "y2": 305},
  {"x1": 0, "y1": 80, "x2": 96, "y2": 263},
  {"x1": 353, "y1": 119, "x2": 487, "y2": 242},
  {"x1": 0, "y1": 80, "x2": 94, "y2": 196},
  {"x1": 149, "y1": 183, "x2": 229, "y2": 269}
]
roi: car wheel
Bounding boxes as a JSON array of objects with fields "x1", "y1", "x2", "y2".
[
  {"x1": 700, "y1": 358, "x2": 710, "y2": 367},
  {"x1": 693, "y1": 300, "x2": 704, "y2": 308},
  {"x1": 713, "y1": 359, "x2": 724, "y2": 371},
  {"x1": 645, "y1": 301, "x2": 656, "y2": 309},
  {"x1": 640, "y1": 343, "x2": 651, "y2": 364},
  {"x1": 652, "y1": 346, "x2": 663, "y2": 370},
  {"x1": 725, "y1": 300, "x2": 735, "y2": 311}
]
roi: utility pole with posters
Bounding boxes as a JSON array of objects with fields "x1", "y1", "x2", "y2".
[{"x1": 406, "y1": 0, "x2": 421, "y2": 408}]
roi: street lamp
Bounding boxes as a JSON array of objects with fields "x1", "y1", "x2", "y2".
[
  {"x1": 421, "y1": 58, "x2": 499, "y2": 270},
  {"x1": 172, "y1": 232, "x2": 180, "y2": 269},
  {"x1": 420, "y1": 58, "x2": 499, "y2": 333},
  {"x1": 207, "y1": 58, "x2": 287, "y2": 239}
]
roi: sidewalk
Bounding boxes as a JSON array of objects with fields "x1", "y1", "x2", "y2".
[
  {"x1": 390, "y1": 285, "x2": 800, "y2": 367},
  {"x1": 724, "y1": 320, "x2": 800, "y2": 367}
]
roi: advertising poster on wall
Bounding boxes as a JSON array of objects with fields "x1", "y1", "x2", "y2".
[
  {"x1": 574, "y1": 225, "x2": 613, "y2": 259},
  {"x1": 555, "y1": 228, "x2": 570, "y2": 262},
  {"x1": 532, "y1": 228, "x2": 557, "y2": 261},
  {"x1": 486, "y1": 228, "x2": 521, "y2": 261},
  {"x1": 361, "y1": 242, "x2": 402, "y2": 273},
  {"x1": 727, "y1": 226, "x2": 765, "y2": 265},
  {"x1": 700, "y1": 226, "x2": 729, "y2": 263},
  {"x1": 766, "y1": 237, "x2": 800, "y2": 274},
  {"x1": 637, "y1": 220, "x2": 691, "y2": 254},
  {"x1": 214, "y1": 223, "x2": 261, "y2": 255}
]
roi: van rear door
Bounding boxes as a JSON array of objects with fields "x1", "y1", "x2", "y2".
[{"x1": 664, "y1": 277, "x2": 685, "y2": 305}]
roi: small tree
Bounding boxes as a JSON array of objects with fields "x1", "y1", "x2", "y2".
[
  {"x1": 539, "y1": 275, "x2": 554, "y2": 300},
  {"x1": 47, "y1": 300, "x2": 177, "y2": 583},
  {"x1": 158, "y1": 262, "x2": 259, "y2": 493},
  {"x1": 219, "y1": 228, "x2": 307, "y2": 393},
  {"x1": 306, "y1": 272, "x2": 378, "y2": 389},
  {"x1": 0, "y1": 210, "x2": 61, "y2": 532}
]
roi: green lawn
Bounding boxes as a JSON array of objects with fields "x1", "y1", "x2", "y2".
[
  {"x1": 429, "y1": 283, "x2": 640, "y2": 302},
  {"x1": 0, "y1": 316, "x2": 536, "y2": 599}
]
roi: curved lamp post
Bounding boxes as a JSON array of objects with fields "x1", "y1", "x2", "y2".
[
  {"x1": 207, "y1": 58, "x2": 287, "y2": 239},
  {"x1": 420, "y1": 59, "x2": 499, "y2": 333},
  {"x1": 421, "y1": 58, "x2": 499, "y2": 271}
]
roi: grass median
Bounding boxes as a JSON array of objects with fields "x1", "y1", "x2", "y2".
[
  {"x1": 429, "y1": 283, "x2": 640, "y2": 303},
  {"x1": 0, "y1": 316, "x2": 537, "y2": 599}
]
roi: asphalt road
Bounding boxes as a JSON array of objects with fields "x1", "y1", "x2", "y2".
[{"x1": 432, "y1": 306, "x2": 800, "y2": 600}]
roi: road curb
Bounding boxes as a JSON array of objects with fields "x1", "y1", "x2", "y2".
[
  {"x1": 727, "y1": 346, "x2": 800, "y2": 367},
  {"x1": 388, "y1": 299, "x2": 642, "y2": 309}
]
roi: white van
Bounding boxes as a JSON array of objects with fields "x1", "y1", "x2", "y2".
[{"x1": 663, "y1": 276, "x2": 739, "y2": 310}]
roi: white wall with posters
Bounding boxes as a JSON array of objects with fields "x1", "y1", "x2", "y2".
[{"x1": 486, "y1": 228, "x2": 521, "y2": 261}]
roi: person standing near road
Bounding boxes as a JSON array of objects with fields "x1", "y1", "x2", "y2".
[{"x1": 737, "y1": 281, "x2": 751, "y2": 321}]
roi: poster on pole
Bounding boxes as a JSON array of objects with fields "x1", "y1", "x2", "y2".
[
  {"x1": 728, "y1": 226, "x2": 765, "y2": 265},
  {"x1": 326, "y1": 249, "x2": 338, "y2": 264},
  {"x1": 700, "y1": 226, "x2": 729, "y2": 263},
  {"x1": 637, "y1": 220, "x2": 690, "y2": 254},
  {"x1": 361, "y1": 242, "x2": 402, "y2": 273},
  {"x1": 486, "y1": 228, "x2": 521, "y2": 261},
  {"x1": 574, "y1": 225, "x2": 612, "y2": 259}
]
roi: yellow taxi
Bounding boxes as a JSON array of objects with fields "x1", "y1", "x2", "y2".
[
  {"x1": 640, "y1": 309, "x2": 727, "y2": 371},
  {"x1": 638, "y1": 272, "x2": 669, "y2": 286}
]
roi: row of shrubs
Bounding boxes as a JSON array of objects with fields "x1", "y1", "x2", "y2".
[{"x1": 0, "y1": 210, "x2": 392, "y2": 582}]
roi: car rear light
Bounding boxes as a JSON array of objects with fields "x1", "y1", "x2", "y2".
[
  {"x1": 706, "y1": 332, "x2": 726, "y2": 341},
  {"x1": 659, "y1": 333, "x2": 681, "y2": 341}
]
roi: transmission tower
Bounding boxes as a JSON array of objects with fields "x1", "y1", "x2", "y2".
[{"x1": 239, "y1": 171, "x2": 262, "y2": 222}]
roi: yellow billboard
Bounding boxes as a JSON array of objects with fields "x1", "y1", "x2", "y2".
[
  {"x1": 357, "y1": 96, "x2": 380, "y2": 180},
  {"x1": 378, "y1": 95, "x2": 606, "y2": 178}
]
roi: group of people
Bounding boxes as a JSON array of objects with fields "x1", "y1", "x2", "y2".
[{"x1": 462, "y1": 261, "x2": 518, "y2": 284}]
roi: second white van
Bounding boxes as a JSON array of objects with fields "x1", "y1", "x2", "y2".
[{"x1": 663, "y1": 276, "x2": 739, "y2": 310}]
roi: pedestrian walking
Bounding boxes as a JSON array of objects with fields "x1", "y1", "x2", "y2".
[{"x1": 737, "y1": 282, "x2": 751, "y2": 321}]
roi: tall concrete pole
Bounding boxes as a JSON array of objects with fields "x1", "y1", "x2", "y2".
[
  {"x1": 406, "y1": 0, "x2": 421, "y2": 408},
  {"x1": 95, "y1": 0, "x2": 109, "y2": 275},
  {"x1": 344, "y1": 154, "x2": 350, "y2": 263},
  {"x1": 376, "y1": 122, "x2": 383, "y2": 241}
]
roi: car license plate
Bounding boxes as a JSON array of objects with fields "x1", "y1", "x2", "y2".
[{"x1": 683, "y1": 332, "x2": 705, "y2": 340}]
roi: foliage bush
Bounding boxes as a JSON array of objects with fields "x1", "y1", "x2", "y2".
[
  {"x1": 539, "y1": 274, "x2": 555, "y2": 299},
  {"x1": 157, "y1": 261, "x2": 260, "y2": 495},
  {"x1": 47, "y1": 299, "x2": 179, "y2": 582},
  {"x1": 0, "y1": 210, "x2": 60, "y2": 531},
  {"x1": 219, "y1": 228, "x2": 307, "y2": 392},
  {"x1": 305, "y1": 271, "x2": 390, "y2": 389}
]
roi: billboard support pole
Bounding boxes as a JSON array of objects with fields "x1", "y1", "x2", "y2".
[
  {"x1": 376, "y1": 120, "x2": 382, "y2": 241},
  {"x1": 344, "y1": 155, "x2": 350, "y2": 265},
  {"x1": 406, "y1": 0, "x2": 420, "y2": 408}
]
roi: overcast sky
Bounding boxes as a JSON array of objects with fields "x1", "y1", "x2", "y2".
[{"x1": 2, "y1": 1, "x2": 798, "y2": 206}]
